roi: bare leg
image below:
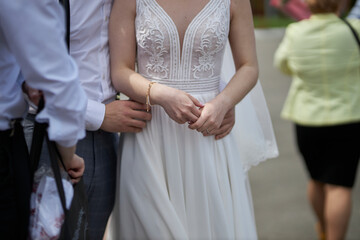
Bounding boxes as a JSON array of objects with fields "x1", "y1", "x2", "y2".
[
  {"x1": 324, "y1": 184, "x2": 352, "y2": 240},
  {"x1": 308, "y1": 180, "x2": 326, "y2": 239}
]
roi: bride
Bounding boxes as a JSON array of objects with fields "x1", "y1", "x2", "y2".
[{"x1": 108, "y1": 0, "x2": 278, "y2": 238}]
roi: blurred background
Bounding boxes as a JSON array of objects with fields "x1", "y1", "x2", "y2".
[{"x1": 247, "y1": 0, "x2": 360, "y2": 239}]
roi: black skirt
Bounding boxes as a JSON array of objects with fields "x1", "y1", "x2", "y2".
[{"x1": 295, "y1": 122, "x2": 360, "y2": 188}]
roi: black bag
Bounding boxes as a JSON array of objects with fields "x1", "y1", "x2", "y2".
[
  {"x1": 30, "y1": 100, "x2": 88, "y2": 240},
  {"x1": 30, "y1": 1, "x2": 88, "y2": 238}
]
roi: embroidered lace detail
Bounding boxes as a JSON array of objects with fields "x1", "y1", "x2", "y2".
[
  {"x1": 135, "y1": 0, "x2": 230, "y2": 84},
  {"x1": 193, "y1": 2, "x2": 229, "y2": 79},
  {"x1": 136, "y1": 0, "x2": 169, "y2": 78}
]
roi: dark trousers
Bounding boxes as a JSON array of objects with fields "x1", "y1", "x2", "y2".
[
  {"x1": 0, "y1": 120, "x2": 31, "y2": 240},
  {"x1": 24, "y1": 114, "x2": 118, "y2": 240},
  {"x1": 77, "y1": 130, "x2": 118, "y2": 240}
]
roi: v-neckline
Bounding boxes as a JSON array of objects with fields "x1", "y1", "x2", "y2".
[{"x1": 152, "y1": 0, "x2": 213, "y2": 64}]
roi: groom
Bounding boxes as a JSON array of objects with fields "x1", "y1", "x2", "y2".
[{"x1": 54, "y1": 1, "x2": 152, "y2": 239}]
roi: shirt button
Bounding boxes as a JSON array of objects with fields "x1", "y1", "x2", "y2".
[{"x1": 102, "y1": 74, "x2": 105, "y2": 80}]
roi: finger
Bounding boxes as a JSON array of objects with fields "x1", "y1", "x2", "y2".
[
  {"x1": 121, "y1": 126, "x2": 143, "y2": 133},
  {"x1": 129, "y1": 109, "x2": 152, "y2": 121},
  {"x1": 197, "y1": 123, "x2": 210, "y2": 133},
  {"x1": 197, "y1": 117, "x2": 214, "y2": 133},
  {"x1": 186, "y1": 111, "x2": 200, "y2": 123},
  {"x1": 215, "y1": 131, "x2": 230, "y2": 140},
  {"x1": 215, "y1": 128, "x2": 232, "y2": 140},
  {"x1": 68, "y1": 169, "x2": 83, "y2": 179},
  {"x1": 174, "y1": 117, "x2": 187, "y2": 124},
  {"x1": 190, "y1": 106, "x2": 202, "y2": 118},
  {"x1": 211, "y1": 124, "x2": 229, "y2": 135},
  {"x1": 128, "y1": 119, "x2": 146, "y2": 129},
  {"x1": 202, "y1": 130, "x2": 210, "y2": 136},
  {"x1": 188, "y1": 115, "x2": 206, "y2": 130},
  {"x1": 71, "y1": 177, "x2": 81, "y2": 184},
  {"x1": 220, "y1": 117, "x2": 232, "y2": 125},
  {"x1": 128, "y1": 100, "x2": 148, "y2": 111},
  {"x1": 188, "y1": 95, "x2": 204, "y2": 108},
  {"x1": 201, "y1": 128, "x2": 212, "y2": 136}
]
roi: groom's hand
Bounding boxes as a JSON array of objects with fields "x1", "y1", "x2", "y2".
[{"x1": 100, "y1": 100, "x2": 152, "y2": 133}]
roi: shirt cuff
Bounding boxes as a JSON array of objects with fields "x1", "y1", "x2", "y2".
[{"x1": 86, "y1": 99, "x2": 105, "y2": 131}]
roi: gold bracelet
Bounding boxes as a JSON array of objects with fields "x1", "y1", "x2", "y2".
[{"x1": 146, "y1": 82, "x2": 156, "y2": 112}]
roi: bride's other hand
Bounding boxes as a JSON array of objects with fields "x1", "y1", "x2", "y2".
[
  {"x1": 203, "y1": 107, "x2": 235, "y2": 140},
  {"x1": 188, "y1": 96, "x2": 230, "y2": 135},
  {"x1": 151, "y1": 84, "x2": 203, "y2": 124}
]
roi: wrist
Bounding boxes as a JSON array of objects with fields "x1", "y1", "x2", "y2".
[
  {"x1": 56, "y1": 143, "x2": 76, "y2": 165},
  {"x1": 214, "y1": 93, "x2": 233, "y2": 112},
  {"x1": 149, "y1": 83, "x2": 168, "y2": 106}
]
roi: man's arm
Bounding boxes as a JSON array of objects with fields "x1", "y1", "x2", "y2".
[
  {"x1": 0, "y1": 0, "x2": 87, "y2": 147},
  {"x1": 0, "y1": 1, "x2": 87, "y2": 178}
]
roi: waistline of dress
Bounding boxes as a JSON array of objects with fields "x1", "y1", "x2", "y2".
[{"x1": 147, "y1": 76, "x2": 220, "y2": 94}]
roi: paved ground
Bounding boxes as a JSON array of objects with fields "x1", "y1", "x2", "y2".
[{"x1": 249, "y1": 28, "x2": 360, "y2": 240}]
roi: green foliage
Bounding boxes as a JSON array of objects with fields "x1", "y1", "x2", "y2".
[{"x1": 253, "y1": 16, "x2": 295, "y2": 28}]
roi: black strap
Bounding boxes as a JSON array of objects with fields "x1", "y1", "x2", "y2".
[
  {"x1": 29, "y1": 99, "x2": 46, "y2": 180},
  {"x1": 341, "y1": 18, "x2": 360, "y2": 52},
  {"x1": 59, "y1": 0, "x2": 70, "y2": 50},
  {"x1": 46, "y1": 134, "x2": 68, "y2": 213},
  {"x1": 29, "y1": 97, "x2": 68, "y2": 214}
]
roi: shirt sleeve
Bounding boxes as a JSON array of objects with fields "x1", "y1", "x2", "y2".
[
  {"x1": 274, "y1": 26, "x2": 293, "y2": 76},
  {"x1": 348, "y1": 0, "x2": 360, "y2": 19},
  {"x1": 0, "y1": 1, "x2": 87, "y2": 147},
  {"x1": 86, "y1": 99, "x2": 106, "y2": 131}
]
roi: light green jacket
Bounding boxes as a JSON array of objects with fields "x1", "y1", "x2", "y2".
[{"x1": 274, "y1": 14, "x2": 360, "y2": 126}]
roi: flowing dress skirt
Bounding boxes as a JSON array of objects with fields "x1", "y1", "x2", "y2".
[{"x1": 108, "y1": 90, "x2": 258, "y2": 239}]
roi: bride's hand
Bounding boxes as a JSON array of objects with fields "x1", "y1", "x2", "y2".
[
  {"x1": 151, "y1": 84, "x2": 203, "y2": 124},
  {"x1": 203, "y1": 107, "x2": 235, "y2": 140},
  {"x1": 188, "y1": 97, "x2": 230, "y2": 135}
]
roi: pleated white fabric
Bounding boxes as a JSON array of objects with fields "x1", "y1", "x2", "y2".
[
  {"x1": 109, "y1": 92, "x2": 257, "y2": 240},
  {"x1": 107, "y1": 0, "x2": 277, "y2": 238}
]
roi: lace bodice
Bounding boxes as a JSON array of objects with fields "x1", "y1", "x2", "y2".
[{"x1": 135, "y1": 0, "x2": 230, "y2": 93}]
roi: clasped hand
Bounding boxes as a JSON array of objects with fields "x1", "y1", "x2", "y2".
[
  {"x1": 188, "y1": 99, "x2": 235, "y2": 140},
  {"x1": 156, "y1": 86, "x2": 235, "y2": 140}
]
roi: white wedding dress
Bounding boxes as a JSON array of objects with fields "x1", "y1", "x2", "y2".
[{"x1": 108, "y1": 0, "x2": 278, "y2": 239}]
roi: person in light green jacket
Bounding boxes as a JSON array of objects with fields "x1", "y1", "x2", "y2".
[{"x1": 275, "y1": 0, "x2": 360, "y2": 239}]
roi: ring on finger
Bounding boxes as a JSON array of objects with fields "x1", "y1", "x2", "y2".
[{"x1": 206, "y1": 129, "x2": 210, "y2": 134}]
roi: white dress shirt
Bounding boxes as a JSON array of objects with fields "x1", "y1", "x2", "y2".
[
  {"x1": 0, "y1": 0, "x2": 87, "y2": 147},
  {"x1": 69, "y1": 0, "x2": 117, "y2": 131}
]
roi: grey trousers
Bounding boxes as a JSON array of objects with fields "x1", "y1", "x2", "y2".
[{"x1": 24, "y1": 114, "x2": 119, "y2": 240}]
